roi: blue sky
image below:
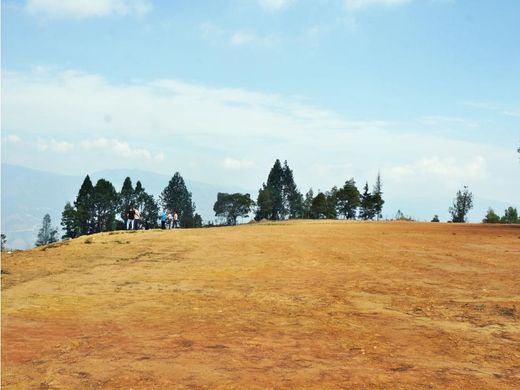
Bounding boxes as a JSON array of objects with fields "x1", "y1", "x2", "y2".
[{"x1": 2, "y1": 0, "x2": 519, "y2": 220}]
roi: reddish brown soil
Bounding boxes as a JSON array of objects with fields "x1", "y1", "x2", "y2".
[{"x1": 2, "y1": 221, "x2": 520, "y2": 389}]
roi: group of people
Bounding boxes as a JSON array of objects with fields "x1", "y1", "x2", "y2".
[
  {"x1": 161, "y1": 209, "x2": 179, "y2": 229},
  {"x1": 125, "y1": 207, "x2": 180, "y2": 230}
]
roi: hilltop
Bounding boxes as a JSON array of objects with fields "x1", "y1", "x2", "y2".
[{"x1": 2, "y1": 220, "x2": 520, "y2": 388}]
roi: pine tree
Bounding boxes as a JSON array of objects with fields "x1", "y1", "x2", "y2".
[
  {"x1": 35, "y1": 214, "x2": 59, "y2": 246},
  {"x1": 449, "y1": 186, "x2": 473, "y2": 223},
  {"x1": 266, "y1": 159, "x2": 284, "y2": 219},
  {"x1": 281, "y1": 161, "x2": 303, "y2": 218},
  {"x1": 75, "y1": 175, "x2": 95, "y2": 235},
  {"x1": 61, "y1": 201, "x2": 78, "y2": 239},
  {"x1": 119, "y1": 177, "x2": 134, "y2": 221},
  {"x1": 326, "y1": 187, "x2": 338, "y2": 219},
  {"x1": 1, "y1": 234, "x2": 7, "y2": 251},
  {"x1": 359, "y1": 182, "x2": 375, "y2": 220},
  {"x1": 372, "y1": 172, "x2": 384, "y2": 220},
  {"x1": 160, "y1": 172, "x2": 195, "y2": 228},
  {"x1": 92, "y1": 179, "x2": 119, "y2": 232},
  {"x1": 302, "y1": 188, "x2": 314, "y2": 219}
]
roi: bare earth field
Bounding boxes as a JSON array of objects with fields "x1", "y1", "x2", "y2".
[{"x1": 2, "y1": 220, "x2": 520, "y2": 389}]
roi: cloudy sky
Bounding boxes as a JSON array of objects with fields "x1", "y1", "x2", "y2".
[{"x1": 2, "y1": 0, "x2": 519, "y2": 219}]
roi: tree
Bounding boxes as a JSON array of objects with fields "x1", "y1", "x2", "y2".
[
  {"x1": 325, "y1": 187, "x2": 338, "y2": 219},
  {"x1": 302, "y1": 188, "x2": 314, "y2": 219},
  {"x1": 1, "y1": 234, "x2": 7, "y2": 251},
  {"x1": 501, "y1": 207, "x2": 519, "y2": 224},
  {"x1": 336, "y1": 179, "x2": 360, "y2": 219},
  {"x1": 311, "y1": 192, "x2": 328, "y2": 219},
  {"x1": 449, "y1": 186, "x2": 473, "y2": 223},
  {"x1": 160, "y1": 172, "x2": 196, "y2": 228},
  {"x1": 35, "y1": 214, "x2": 59, "y2": 246},
  {"x1": 134, "y1": 182, "x2": 160, "y2": 229},
  {"x1": 431, "y1": 215, "x2": 440, "y2": 223},
  {"x1": 214, "y1": 192, "x2": 254, "y2": 225},
  {"x1": 359, "y1": 182, "x2": 376, "y2": 220},
  {"x1": 482, "y1": 208, "x2": 500, "y2": 224},
  {"x1": 281, "y1": 161, "x2": 303, "y2": 218},
  {"x1": 119, "y1": 177, "x2": 135, "y2": 221},
  {"x1": 74, "y1": 175, "x2": 95, "y2": 235},
  {"x1": 61, "y1": 202, "x2": 79, "y2": 239},
  {"x1": 193, "y1": 213, "x2": 203, "y2": 228},
  {"x1": 92, "y1": 179, "x2": 119, "y2": 232},
  {"x1": 372, "y1": 172, "x2": 384, "y2": 220},
  {"x1": 266, "y1": 159, "x2": 284, "y2": 219},
  {"x1": 255, "y1": 184, "x2": 274, "y2": 220}
]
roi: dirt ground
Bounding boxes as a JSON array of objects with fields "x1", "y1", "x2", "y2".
[{"x1": 2, "y1": 220, "x2": 520, "y2": 389}]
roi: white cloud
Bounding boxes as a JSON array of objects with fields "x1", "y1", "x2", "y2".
[
  {"x1": 258, "y1": 0, "x2": 293, "y2": 12},
  {"x1": 2, "y1": 67, "x2": 518, "y2": 209},
  {"x1": 5, "y1": 135, "x2": 22, "y2": 143},
  {"x1": 80, "y1": 138, "x2": 155, "y2": 160},
  {"x1": 221, "y1": 158, "x2": 254, "y2": 170},
  {"x1": 37, "y1": 139, "x2": 74, "y2": 153},
  {"x1": 25, "y1": 0, "x2": 152, "y2": 18},
  {"x1": 345, "y1": 0, "x2": 412, "y2": 10}
]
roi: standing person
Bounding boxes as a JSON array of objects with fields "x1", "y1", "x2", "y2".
[
  {"x1": 134, "y1": 208, "x2": 141, "y2": 230},
  {"x1": 173, "y1": 211, "x2": 179, "y2": 229},
  {"x1": 161, "y1": 208, "x2": 167, "y2": 229},
  {"x1": 167, "y1": 211, "x2": 173, "y2": 229},
  {"x1": 126, "y1": 207, "x2": 136, "y2": 230}
]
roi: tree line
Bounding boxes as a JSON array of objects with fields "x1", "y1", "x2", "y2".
[
  {"x1": 23, "y1": 157, "x2": 517, "y2": 247},
  {"x1": 58, "y1": 172, "x2": 201, "y2": 241},
  {"x1": 213, "y1": 159, "x2": 384, "y2": 224}
]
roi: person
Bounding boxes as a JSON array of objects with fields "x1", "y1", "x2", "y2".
[
  {"x1": 134, "y1": 208, "x2": 141, "y2": 230},
  {"x1": 126, "y1": 207, "x2": 136, "y2": 230},
  {"x1": 173, "y1": 211, "x2": 179, "y2": 228},
  {"x1": 160, "y1": 208, "x2": 167, "y2": 229},
  {"x1": 167, "y1": 211, "x2": 173, "y2": 229}
]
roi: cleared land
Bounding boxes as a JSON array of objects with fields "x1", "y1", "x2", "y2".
[{"x1": 2, "y1": 220, "x2": 520, "y2": 389}]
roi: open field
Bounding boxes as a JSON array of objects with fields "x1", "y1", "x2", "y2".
[{"x1": 2, "y1": 220, "x2": 520, "y2": 389}]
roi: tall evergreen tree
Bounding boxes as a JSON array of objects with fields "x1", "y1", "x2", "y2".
[
  {"x1": 119, "y1": 177, "x2": 134, "y2": 221},
  {"x1": 74, "y1": 175, "x2": 95, "y2": 235},
  {"x1": 61, "y1": 201, "x2": 78, "y2": 239},
  {"x1": 160, "y1": 172, "x2": 195, "y2": 228},
  {"x1": 449, "y1": 186, "x2": 473, "y2": 223},
  {"x1": 326, "y1": 187, "x2": 338, "y2": 219},
  {"x1": 302, "y1": 188, "x2": 314, "y2": 219},
  {"x1": 35, "y1": 214, "x2": 59, "y2": 246},
  {"x1": 359, "y1": 182, "x2": 376, "y2": 220},
  {"x1": 372, "y1": 172, "x2": 384, "y2": 220},
  {"x1": 1, "y1": 234, "x2": 7, "y2": 251},
  {"x1": 281, "y1": 160, "x2": 303, "y2": 218},
  {"x1": 92, "y1": 179, "x2": 119, "y2": 232},
  {"x1": 266, "y1": 159, "x2": 284, "y2": 219}
]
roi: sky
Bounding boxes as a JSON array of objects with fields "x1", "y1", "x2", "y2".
[{"x1": 2, "y1": 0, "x2": 519, "y2": 220}]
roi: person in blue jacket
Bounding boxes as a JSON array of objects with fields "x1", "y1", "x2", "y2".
[{"x1": 160, "y1": 208, "x2": 168, "y2": 229}]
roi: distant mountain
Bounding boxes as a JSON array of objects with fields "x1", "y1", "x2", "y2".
[{"x1": 1, "y1": 164, "x2": 248, "y2": 249}]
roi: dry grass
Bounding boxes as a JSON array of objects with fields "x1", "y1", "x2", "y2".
[{"x1": 2, "y1": 220, "x2": 520, "y2": 389}]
